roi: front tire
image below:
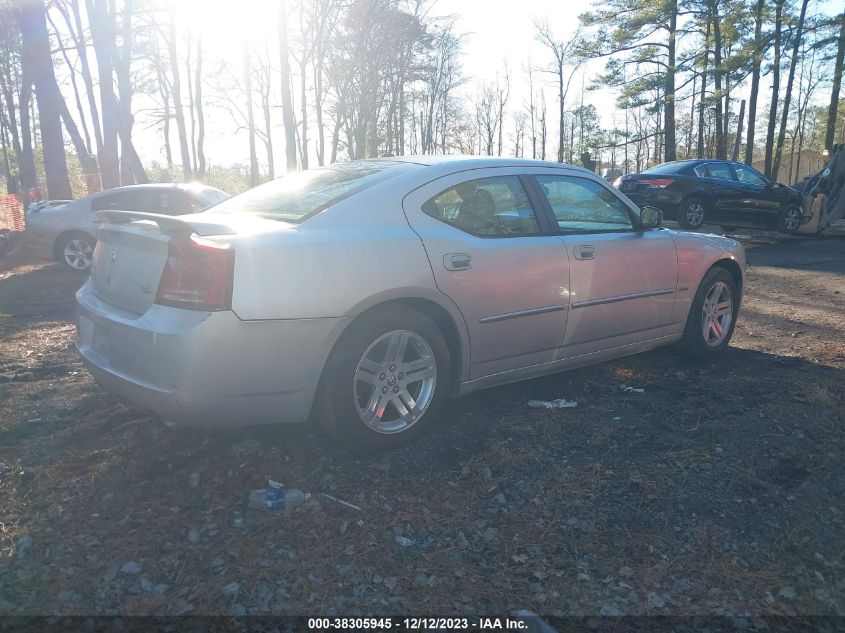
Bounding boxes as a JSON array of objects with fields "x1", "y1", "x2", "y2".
[
  {"x1": 678, "y1": 197, "x2": 706, "y2": 230},
  {"x1": 677, "y1": 267, "x2": 739, "y2": 359},
  {"x1": 58, "y1": 232, "x2": 95, "y2": 271},
  {"x1": 317, "y1": 305, "x2": 450, "y2": 452},
  {"x1": 778, "y1": 204, "x2": 803, "y2": 234}
]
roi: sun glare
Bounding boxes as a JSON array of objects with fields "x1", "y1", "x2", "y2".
[{"x1": 172, "y1": 0, "x2": 278, "y2": 58}]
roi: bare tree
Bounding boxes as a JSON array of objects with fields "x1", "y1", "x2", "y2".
[
  {"x1": 772, "y1": 0, "x2": 810, "y2": 180},
  {"x1": 16, "y1": 0, "x2": 72, "y2": 198},
  {"x1": 166, "y1": 2, "x2": 191, "y2": 180},
  {"x1": 535, "y1": 19, "x2": 582, "y2": 163},
  {"x1": 279, "y1": 0, "x2": 298, "y2": 172}
]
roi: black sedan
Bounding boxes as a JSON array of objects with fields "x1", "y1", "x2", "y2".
[{"x1": 615, "y1": 159, "x2": 805, "y2": 233}]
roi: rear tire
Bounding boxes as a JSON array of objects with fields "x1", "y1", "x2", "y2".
[
  {"x1": 316, "y1": 305, "x2": 450, "y2": 452},
  {"x1": 678, "y1": 197, "x2": 706, "y2": 230},
  {"x1": 57, "y1": 232, "x2": 96, "y2": 271},
  {"x1": 777, "y1": 204, "x2": 803, "y2": 234},
  {"x1": 677, "y1": 267, "x2": 739, "y2": 359}
]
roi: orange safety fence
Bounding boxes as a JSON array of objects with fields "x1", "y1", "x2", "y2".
[{"x1": 0, "y1": 193, "x2": 26, "y2": 232}]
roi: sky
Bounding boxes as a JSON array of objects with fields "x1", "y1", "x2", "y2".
[
  {"x1": 131, "y1": 0, "x2": 615, "y2": 169},
  {"x1": 126, "y1": 0, "x2": 842, "y2": 172}
]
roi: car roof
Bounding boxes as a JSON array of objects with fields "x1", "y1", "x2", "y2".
[
  {"x1": 86, "y1": 182, "x2": 220, "y2": 199},
  {"x1": 372, "y1": 155, "x2": 598, "y2": 176}
]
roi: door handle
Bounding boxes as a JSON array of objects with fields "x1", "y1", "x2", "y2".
[
  {"x1": 574, "y1": 245, "x2": 595, "y2": 261},
  {"x1": 443, "y1": 253, "x2": 472, "y2": 271}
]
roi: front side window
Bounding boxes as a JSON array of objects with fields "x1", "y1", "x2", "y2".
[
  {"x1": 705, "y1": 162, "x2": 734, "y2": 181},
  {"x1": 733, "y1": 164, "x2": 768, "y2": 186},
  {"x1": 422, "y1": 176, "x2": 541, "y2": 236},
  {"x1": 534, "y1": 175, "x2": 634, "y2": 232}
]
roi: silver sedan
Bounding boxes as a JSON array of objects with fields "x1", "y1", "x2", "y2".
[
  {"x1": 25, "y1": 183, "x2": 229, "y2": 271},
  {"x1": 75, "y1": 157, "x2": 745, "y2": 450}
]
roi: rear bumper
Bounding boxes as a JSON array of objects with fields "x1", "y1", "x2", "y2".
[
  {"x1": 622, "y1": 190, "x2": 682, "y2": 218},
  {"x1": 75, "y1": 280, "x2": 345, "y2": 428}
]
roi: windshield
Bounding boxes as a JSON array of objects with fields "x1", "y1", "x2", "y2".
[
  {"x1": 642, "y1": 162, "x2": 692, "y2": 175},
  {"x1": 211, "y1": 160, "x2": 417, "y2": 223}
]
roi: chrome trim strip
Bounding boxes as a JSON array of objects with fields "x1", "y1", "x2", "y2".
[
  {"x1": 479, "y1": 303, "x2": 569, "y2": 324},
  {"x1": 571, "y1": 288, "x2": 675, "y2": 309}
]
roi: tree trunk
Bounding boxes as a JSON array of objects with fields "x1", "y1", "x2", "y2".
[
  {"x1": 66, "y1": 0, "x2": 103, "y2": 160},
  {"x1": 299, "y1": 60, "x2": 309, "y2": 170},
  {"x1": 115, "y1": 0, "x2": 147, "y2": 185},
  {"x1": 195, "y1": 36, "x2": 206, "y2": 178},
  {"x1": 664, "y1": 0, "x2": 678, "y2": 162},
  {"x1": 745, "y1": 0, "x2": 765, "y2": 164},
  {"x1": 824, "y1": 11, "x2": 845, "y2": 151},
  {"x1": 166, "y1": 6, "x2": 192, "y2": 181},
  {"x1": 1, "y1": 68, "x2": 37, "y2": 195},
  {"x1": 48, "y1": 10, "x2": 92, "y2": 155},
  {"x1": 262, "y1": 73, "x2": 275, "y2": 180},
  {"x1": 60, "y1": 99, "x2": 100, "y2": 192},
  {"x1": 697, "y1": 20, "x2": 710, "y2": 159},
  {"x1": 772, "y1": 0, "x2": 809, "y2": 180},
  {"x1": 244, "y1": 42, "x2": 259, "y2": 187},
  {"x1": 557, "y1": 65, "x2": 564, "y2": 163},
  {"x1": 710, "y1": 1, "x2": 725, "y2": 159},
  {"x1": 86, "y1": 0, "x2": 121, "y2": 188},
  {"x1": 0, "y1": 118, "x2": 16, "y2": 194},
  {"x1": 732, "y1": 99, "x2": 745, "y2": 161},
  {"x1": 279, "y1": 0, "x2": 298, "y2": 172},
  {"x1": 17, "y1": 1, "x2": 73, "y2": 199},
  {"x1": 185, "y1": 33, "x2": 197, "y2": 174},
  {"x1": 764, "y1": 0, "x2": 785, "y2": 178},
  {"x1": 313, "y1": 61, "x2": 325, "y2": 166}
]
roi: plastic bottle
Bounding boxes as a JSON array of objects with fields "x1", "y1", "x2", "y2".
[{"x1": 248, "y1": 484, "x2": 309, "y2": 510}]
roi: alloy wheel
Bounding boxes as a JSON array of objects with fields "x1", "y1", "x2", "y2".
[
  {"x1": 686, "y1": 201, "x2": 705, "y2": 227},
  {"x1": 353, "y1": 329, "x2": 437, "y2": 434},
  {"x1": 701, "y1": 281, "x2": 733, "y2": 347},
  {"x1": 64, "y1": 239, "x2": 93, "y2": 270},
  {"x1": 783, "y1": 206, "x2": 802, "y2": 232}
]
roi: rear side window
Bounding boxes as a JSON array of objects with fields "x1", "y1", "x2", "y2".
[
  {"x1": 91, "y1": 190, "x2": 149, "y2": 212},
  {"x1": 534, "y1": 175, "x2": 634, "y2": 232},
  {"x1": 705, "y1": 162, "x2": 734, "y2": 181},
  {"x1": 422, "y1": 176, "x2": 541, "y2": 237},
  {"x1": 212, "y1": 161, "x2": 416, "y2": 223},
  {"x1": 694, "y1": 164, "x2": 708, "y2": 178}
]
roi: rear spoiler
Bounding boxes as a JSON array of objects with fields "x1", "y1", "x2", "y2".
[{"x1": 96, "y1": 210, "x2": 237, "y2": 236}]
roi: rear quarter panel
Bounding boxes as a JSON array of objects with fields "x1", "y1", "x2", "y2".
[{"x1": 229, "y1": 187, "x2": 440, "y2": 321}]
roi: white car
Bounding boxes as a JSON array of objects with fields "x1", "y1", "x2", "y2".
[{"x1": 25, "y1": 183, "x2": 229, "y2": 270}]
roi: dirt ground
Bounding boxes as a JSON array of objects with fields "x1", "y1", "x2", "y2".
[{"x1": 0, "y1": 222, "x2": 844, "y2": 618}]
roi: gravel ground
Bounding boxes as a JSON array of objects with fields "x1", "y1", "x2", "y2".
[{"x1": 0, "y1": 223, "x2": 844, "y2": 617}]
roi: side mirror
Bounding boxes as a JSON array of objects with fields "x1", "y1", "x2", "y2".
[{"x1": 639, "y1": 205, "x2": 662, "y2": 229}]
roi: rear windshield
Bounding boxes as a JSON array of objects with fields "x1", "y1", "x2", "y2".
[
  {"x1": 210, "y1": 160, "x2": 417, "y2": 223},
  {"x1": 642, "y1": 162, "x2": 692, "y2": 175},
  {"x1": 199, "y1": 187, "x2": 230, "y2": 205}
]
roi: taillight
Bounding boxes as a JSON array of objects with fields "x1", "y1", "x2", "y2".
[
  {"x1": 155, "y1": 235, "x2": 234, "y2": 311},
  {"x1": 638, "y1": 178, "x2": 675, "y2": 189}
]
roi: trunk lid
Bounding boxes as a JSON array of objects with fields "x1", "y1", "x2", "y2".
[{"x1": 92, "y1": 211, "x2": 238, "y2": 315}]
